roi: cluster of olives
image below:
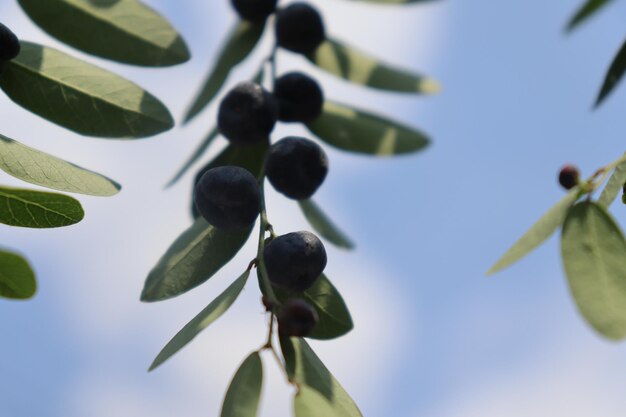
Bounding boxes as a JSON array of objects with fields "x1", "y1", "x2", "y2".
[
  {"x1": 0, "y1": 23, "x2": 21, "y2": 72},
  {"x1": 194, "y1": 0, "x2": 331, "y2": 338}
]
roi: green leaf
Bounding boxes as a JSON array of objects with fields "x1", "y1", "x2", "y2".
[
  {"x1": 595, "y1": 36, "x2": 626, "y2": 108},
  {"x1": 307, "y1": 38, "x2": 439, "y2": 94},
  {"x1": 220, "y1": 352, "x2": 263, "y2": 417},
  {"x1": 487, "y1": 187, "x2": 582, "y2": 275},
  {"x1": 184, "y1": 21, "x2": 265, "y2": 124},
  {"x1": 0, "y1": 134, "x2": 120, "y2": 196},
  {"x1": 149, "y1": 270, "x2": 250, "y2": 371},
  {"x1": 294, "y1": 386, "x2": 344, "y2": 417},
  {"x1": 0, "y1": 42, "x2": 174, "y2": 138},
  {"x1": 17, "y1": 0, "x2": 189, "y2": 67},
  {"x1": 141, "y1": 217, "x2": 252, "y2": 302},
  {"x1": 0, "y1": 186, "x2": 84, "y2": 228},
  {"x1": 307, "y1": 101, "x2": 429, "y2": 156},
  {"x1": 299, "y1": 199, "x2": 354, "y2": 250},
  {"x1": 561, "y1": 202, "x2": 626, "y2": 340},
  {"x1": 0, "y1": 249, "x2": 36, "y2": 300},
  {"x1": 166, "y1": 127, "x2": 219, "y2": 188},
  {"x1": 598, "y1": 158, "x2": 626, "y2": 208},
  {"x1": 566, "y1": 0, "x2": 615, "y2": 32},
  {"x1": 281, "y1": 337, "x2": 363, "y2": 417},
  {"x1": 275, "y1": 274, "x2": 353, "y2": 340}
]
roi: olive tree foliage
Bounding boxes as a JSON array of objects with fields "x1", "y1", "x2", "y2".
[
  {"x1": 489, "y1": 0, "x2": 626, "y2": 341},
  {"x1": 0, "y1": 0, "x2": 189, "y2": 300}
]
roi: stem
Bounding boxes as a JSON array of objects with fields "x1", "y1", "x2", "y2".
[
  {"x1": 257, "y1": 173, "x2": 279, "y2": 307},
  {"x1": 581, "y1": 151, "x2": 626, "y2": 194}
]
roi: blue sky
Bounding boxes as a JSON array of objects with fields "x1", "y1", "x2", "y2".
[{"x1": 2, "y1": 0, "x2": 626, "y2": 416}]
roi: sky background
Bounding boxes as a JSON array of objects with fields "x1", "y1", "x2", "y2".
[{"x1": 2, "y1": 0, "x2": 626, "y2": 416}]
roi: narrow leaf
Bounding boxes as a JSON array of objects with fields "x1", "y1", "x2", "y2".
[
  {"x1": 566, "y1": 0, "x2": 615, "y2": 32},
  {"x1": 149, "y1": 270, "x2": 250, "y2": 371},
  {"x1": 17, "y1": 0, "x2": 190, "y2": 66},
  {"x1": 220, "y1": 353, "x2": 263, "y2": 417},
  {"x1": 487, "y1": 187, "x2": 582, "y2": 275},
  {"x1": 0, "y1": 186, "x2": 84, "y2": 228},
  {"x1": 141, "y1": 217, "x2": 252, "y2": 302},
  {"x1": 166, "y1": 127, "x2": 219, "y2": 188},
  {"x1": 307, "y1": 101, "x2": 429, "y2": 156},
  {"x1": 0, "y1": 42, "x2": 174, "y2": 138},
  {"x1": 595, "y1": 36, "x2": 626, "y2": 108},
  {"x1": 294, "y1": 386, "x2": 344, "y2": 417},
  {"x1": 184, "y1": 21, "x2": 265, "y2": 124},
  {"x1": 308, "y1": 38, "x2": 439, "y2": 94},
  {"x1": 598, "y1": 158, "x2": 626, "y2": 208},
  {"x1": 0, "y1": 134, "x2": 120, "y2": 196},
  {"x1": 299, "y1": 199, "x2": 354, "y2": 249},
  {"x1": 275, "y1": 274, "x2": 353, "y2": 340},
  {"x1": 281, "y1": 337, "x2": 363, "y2": 417},
  {"x1": 0, "y1": 249, "x2": 36, "y2": 300},
  {"x1": 561, "y1": 202, "x2": 626, "y2": 340}
]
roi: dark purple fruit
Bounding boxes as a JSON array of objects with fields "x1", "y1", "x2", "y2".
[
  {"x1": 274, "y1": 72, "x2": 324, "y2": 123},
  {"x1": 218, "y1": 82, "x2": 278, "y2": 145},
  {"x1": 275, "y1": 3, "x2": 325, "y2": 55},
  {"x1": 558, "y1": 165, "x2": 580, "y2": 190},
  {"x1": 265, "y1": 137, "x2": 328, "y2": 200},
  {"x1": 231, "y1": 0, "x2": 278, "y2": 22},
  {"x1": 0, "y1": 23, "x2": 20, "y2": 62},
  {"x1": 277, "y1": 299, "x2": 319, "y2": 337},
  {"x1": 264, "y1": 231, "x2": 327, "y2": 292},
  {"x1": 194, "y1": 166, "x2": 261, "y2": 230}
]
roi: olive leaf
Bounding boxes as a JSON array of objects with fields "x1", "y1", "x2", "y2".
[
  {"x1": 0, "y1": 186, "x2": 84, "y2": 228},
  {"x1": 299, "y1": 199, "x2": 354, "y2": 250},
  {"x1": 166, "y1": 127, "x2": 219, "y2": 188},
  {"x1": 275, "y1": 274, "x2": 353, "y2": 340},
  {"x1": 17, "y1": 0, "x2": 190, "y2": 66},
  {"x1": 141, "y1": 217, "x2": 252, "y2": 302},
  {"x1": 598, "y1": 158, "x2": 626, "y2": 208},
  {"x1": 294, "y1": 386, "x2": 344, "y2": 417},
  {"x1": 149, "y1": 270, "x2": 250, "y2": 371},
  {"x1": 0, "y1": 42, "x2": 174, "y2": 138},
  {"x1": 0, "y1": 249, "x2": 36, "y2": 300},
  {"x1": 220, "y1": 353, "x2": 263, "y2": 417},
  {"x1": 307, "y1": 101, "x2": 429, "y2": 156},
  {"x1": 595, "y1": 36, "x2": 626, "y2": 108},
  {"x1": 566, "y1": 0, "x2": 615, "y2": 32},
  {"x1": 281, "y1": 337, "x2": 363, "y2": 417},
  {"x1": 184, "y1": 21, "x2": 265, "y2": 124},
  {"x1": 561, "y1": 202, "x2": 626, "y2": 340},
  {"x1": 308, "y1": 38, "x2": 439, "y2": 94},
  {"x1": 487, "y1": 187, "x2": 582, "y2": 275},
  {"x1": 0, "y1": 134, "x2": 120, "y2": 196}
]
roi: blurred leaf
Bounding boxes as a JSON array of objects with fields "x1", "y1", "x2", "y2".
[
  {"x1": 566, "y1": 0, "x2": 615, "y2": 32},
  {"x1": 0, "y1": 250, "x2": 36, "y2": 300},
  {"x1": 17, "y1": 0, "x2": 189, "y2": 66},
  {"x1": 141, "y1": 217, "x2": 252, "y2": 302},
  {"x1": 184, "y1": 21, "x2": 265, "y2": 124},
  {"x1": 299, "y1": 199, "x2": 354, "y2": 249},
  {"x1": 220, "y1": 352, "x2": 263, "y2": 417},
  {"x1": 308, "y1": 38, "x2": 439, "y2": 94},
  {"x1": 561, "y1": 202, "x2": 626, "y2": 340},
  {"x1": 0, "y1": 186, "x2": 84, "y2": 228},
  {"x1": 275, "y1": 274, "x2": 353, "y2": 340},
  {"x1": 307, "y1": 101, "x2": 429, "y2": 156},
  {"x1": 149, "y1": 270, "x2": 250, "y2": 371},
  {"x1": 595, "y1": 36, "x2": 626, "y2": 108},
  {"x1": 166, "y1": 127, "x2": 219, "y2": 188},
  {"x1": 281, "y1": 337, "x2": 363, "y2": 417},
  {"x1": 598, "y1": 158, "x2": 626, "y2": 208},
  {"x1": 0, "y1": 134, "x2": 120, "y2": 196},
  {"x1": 0, "y1": 42, "x2": 174, "y2": 138},
  {"x1": 487, "y1": 187, "x2": 582, "y2": 275},
  {"x1": 294, "y1": 386, "x2": 344, "y2": 417}
]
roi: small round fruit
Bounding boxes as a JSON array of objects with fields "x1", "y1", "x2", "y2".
[
  {"x1": 558, "y1": 164, "x2": 580, "y2": 190},
  {"x1": 274, "y1": 72, "x2": 324, "y2": 123},
  {"x1": 0, "y1": 23, "x2": 20, "y2": 62},
  {"x1": 275, "y1": 3, "x2": 325, "y2": 55},
  {"x1": 264, "y1": 231, "x2": 327, "y2": 292},
  {"x1": 265, "y1": 137, "x2": 328, "y2": 200},
  {"x1": 231, "y1": 0, "x2": 278, "y2": 22},
  {"x1": 194, "y1": 166, "x2": 261, "y2": 230},
  {"x1": 277, "y1": 299, "x2": 319, "y2": 337},
  {"x1": 218, "y1": 82, "x2": 278, "y2": 145}
]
